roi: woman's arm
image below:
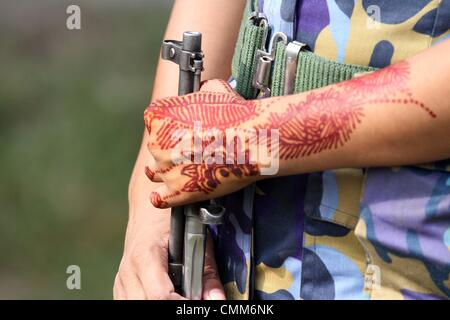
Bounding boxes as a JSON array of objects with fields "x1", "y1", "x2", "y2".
[
  {"x1": 115, "y1": 0, "x2": 246, "y2": 300},
  {"x1": 267, "y1": 38, "x2": 450, "y2": 176},
  {"x1": 144, "y1": 39, "x2": 450, "y2": 208}
]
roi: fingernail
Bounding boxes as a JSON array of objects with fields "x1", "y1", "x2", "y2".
[
  {"x1": 209, "y1": 289, "x2": 225, "y2": 300},
  {"x1": 150, "y1": 192, "x2": 168, "y2": 209},
  {"x1": 145, "y1": 166, "x2": 155, "y2": 180}
]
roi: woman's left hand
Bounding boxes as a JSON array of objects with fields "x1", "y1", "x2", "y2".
[{"x1": 144, "y1": 80, "x2": 265, "y2": 208}]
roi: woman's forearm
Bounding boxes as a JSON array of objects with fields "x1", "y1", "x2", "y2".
[
  {"x1": 262, "y1": 39, "x2": 450, "y2": 177},
  {"x1": 142, "y1": 40, "x2": 450, "y2": 208},
  {"x1": 151, "y1": 0, "x2": 246, "y2": 100}
]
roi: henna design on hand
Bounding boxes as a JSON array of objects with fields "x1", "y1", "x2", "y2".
[
  {"x1": 144, "y1": 61, "x2": 436, "y2": 206},
  {"x1": 145, "y1": 165, "x2": 177, "y2": 181},
  {"x1": 181, "y1": 163, "x2": 259, "y2": 194},
  {"x1": 150, "y1": 191, "x2": 168, "y2": 209},
  {"x1": 144, "y1": 87, "x2": 262, "y2": 204},
  {"x1": 150, "y1": 190, "x2": 181, "y2": 209},
  {"x1": 144, "y1": 92, "x2": 262, "y2": 150}
]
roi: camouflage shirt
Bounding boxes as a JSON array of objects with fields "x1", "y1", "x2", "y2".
[{"x1": 213, "y1": 0, "x2": 450, "y2": 300}]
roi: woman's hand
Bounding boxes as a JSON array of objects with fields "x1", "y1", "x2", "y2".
[
  {"x1": 114, "y1": 125, "x2": 225, "y2": 300},
  {"x1": 115, "y1": 0, "x2": 247, "y2": 299},
  {"x1": 113, "y1": 211, "x2": 225, "y2": 300},
  {"x1": 144, "y1": 40, "x2": 450, "y2": 211},
  {"x1": 144, "y1": 80, "x2": 265, "y2": 208}
]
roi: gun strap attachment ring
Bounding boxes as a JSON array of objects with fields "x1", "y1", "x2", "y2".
[{"x1": 283, "y1": 41, "x2": 306, "y2": 95}]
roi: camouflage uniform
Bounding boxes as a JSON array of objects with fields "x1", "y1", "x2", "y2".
[{"x1": 212, "y1": 0, "x2": 450, "y2": 300}]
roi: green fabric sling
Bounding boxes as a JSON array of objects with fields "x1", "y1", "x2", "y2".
[
  {"x1": 271, "y1": 50, "x2": 378, "y2": 96},
  {"x1": 270, "y1": 40, "x2": 287, "y2": 97},
  {"x1": 232, "y1": 0, "x2": 269, "y2": 99},
  {"x1": 231, "y1": 0, "x2": 378, "y2": 99}
]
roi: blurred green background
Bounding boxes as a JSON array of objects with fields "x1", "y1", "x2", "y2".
[{"x1": 0, "y1": 0, "x2": 171, "y2": 299}]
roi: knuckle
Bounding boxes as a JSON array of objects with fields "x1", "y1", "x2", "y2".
[
  {"x1": 117, "y1": 259, "x2": 130, "y2": 274},
  {"x1": 117, "y1": 267, "x2": 135, "y2": 282},
  {"x1": 117, "y1": 257, "x2": 138, "y2": 279},
  {"x1": 113, "y1": 274, "x2": 121, "y2": 290},
  {"x1": 130, "y1": 242, "x2": 165, "y2": 267},
  {"x1": 129, "y1": 249, "x2": 148, "y2": 266},
  {"x1": 143, "y1": 278, "x2": 174, "y2": 300}
]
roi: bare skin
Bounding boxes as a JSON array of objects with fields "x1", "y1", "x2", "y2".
[
  {"x1": 113, "y1": 0, "x2": 246, "y2": 300},
  {"x1": 145, "y1": 40, "x2": 450, "y2": 208},
  {"x1": 115, "y1": 0, "x2": 450, "y2": 300}
]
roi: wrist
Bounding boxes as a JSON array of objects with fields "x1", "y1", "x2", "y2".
[
  {"x1": 125, "y1": 206, "x2": 170, "y2": 250},
  {"x1": 249, "y1": 96, "x2": 291, "y2": 178}
]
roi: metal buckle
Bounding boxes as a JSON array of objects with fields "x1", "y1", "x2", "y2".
[
  {"x1": 252, "y1": 54, "x2": 272, "y2": 97},
  {"x1": 283, "y1": 41, "x2": 306, "y2": 95},
  {"x1": 252, "y1": 32, "x2": 288, "y2": 98},
  {"x1": 248, "y1": 11, "x2": 268, "y2": 27}
]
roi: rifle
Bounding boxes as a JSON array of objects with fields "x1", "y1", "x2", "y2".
[{"x1": 161, "y1": 31, "x2": 225, "y2": 300}]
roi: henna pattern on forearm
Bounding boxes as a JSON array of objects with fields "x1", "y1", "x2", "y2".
[
  {"x1": 340, "y1": 61, "x2": 435, "y2": 116},
  {"x1": 144, "y1": 61, "x2": 436, "y2": 205},
  {"x1": 341, "y1": 61, "x2": 410, "y2": 96},
  {"x1": 261, "y1": 61, "x2": 436, "y2": 160},
  {"x1": 262, "y1": 89, "x2": 364, "y2": 159}
]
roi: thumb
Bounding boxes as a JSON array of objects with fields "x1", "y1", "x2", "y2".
[
  {"x1": 150, "y1": 185, "x2": 179, "y2": 209},
  {"x1": 202, "y1": 236, "x2": 226, "y2": 300},
  {"x1": 151, "y1": 182, "x2": 198, "y2": 209}
]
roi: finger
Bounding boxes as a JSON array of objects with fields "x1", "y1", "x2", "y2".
[
  {"x1": 135, "y1": 244, "x2": 177, "y2": 299},
  {"x1": 202, "y1": 236, "x2": 226, "y2": 300},
  {"x1": 150, "y1": 184, "x2": 186, "y2": 209},
  {"x1": 133, "y1": 243, "x2": 187, "y2": 300},
  {"x1": 167, "y1": 292, "x2": 188, "y2": 300},
  {"x1": 145, "y1": 156, "x2": 179, "y2": 184},
  {"x1": 145, "y1": 165, "x2": 163, "y2": 183},
  {"x1": 146, "y1": 144, "x2": 180, "y2": 184},
  {"x1": 121, "y1": 272, "x2": 147, "y2": 300},
  {"x1": 200, "y1": 79, "x2": 240, "y2": 97},
  {"x1": 203, "y1": 272, "x2": 226, "y2": 300},
  {"x1": 113, "y1": 274, "x2": 126, "y2": 300}
]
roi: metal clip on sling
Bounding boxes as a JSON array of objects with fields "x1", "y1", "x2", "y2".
[
  {"x1": 248, "y1": 11, "x2": 269, "y2": 32},
  {"x1": 161, "y1": 32, "x2": 226, "y2": 300},
  {"x1": 252, "y1": 32, "x2": 288, "y2": 98},
  {"x1": 283, "y1": 41, "x2": 306, "y2": 95}
]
